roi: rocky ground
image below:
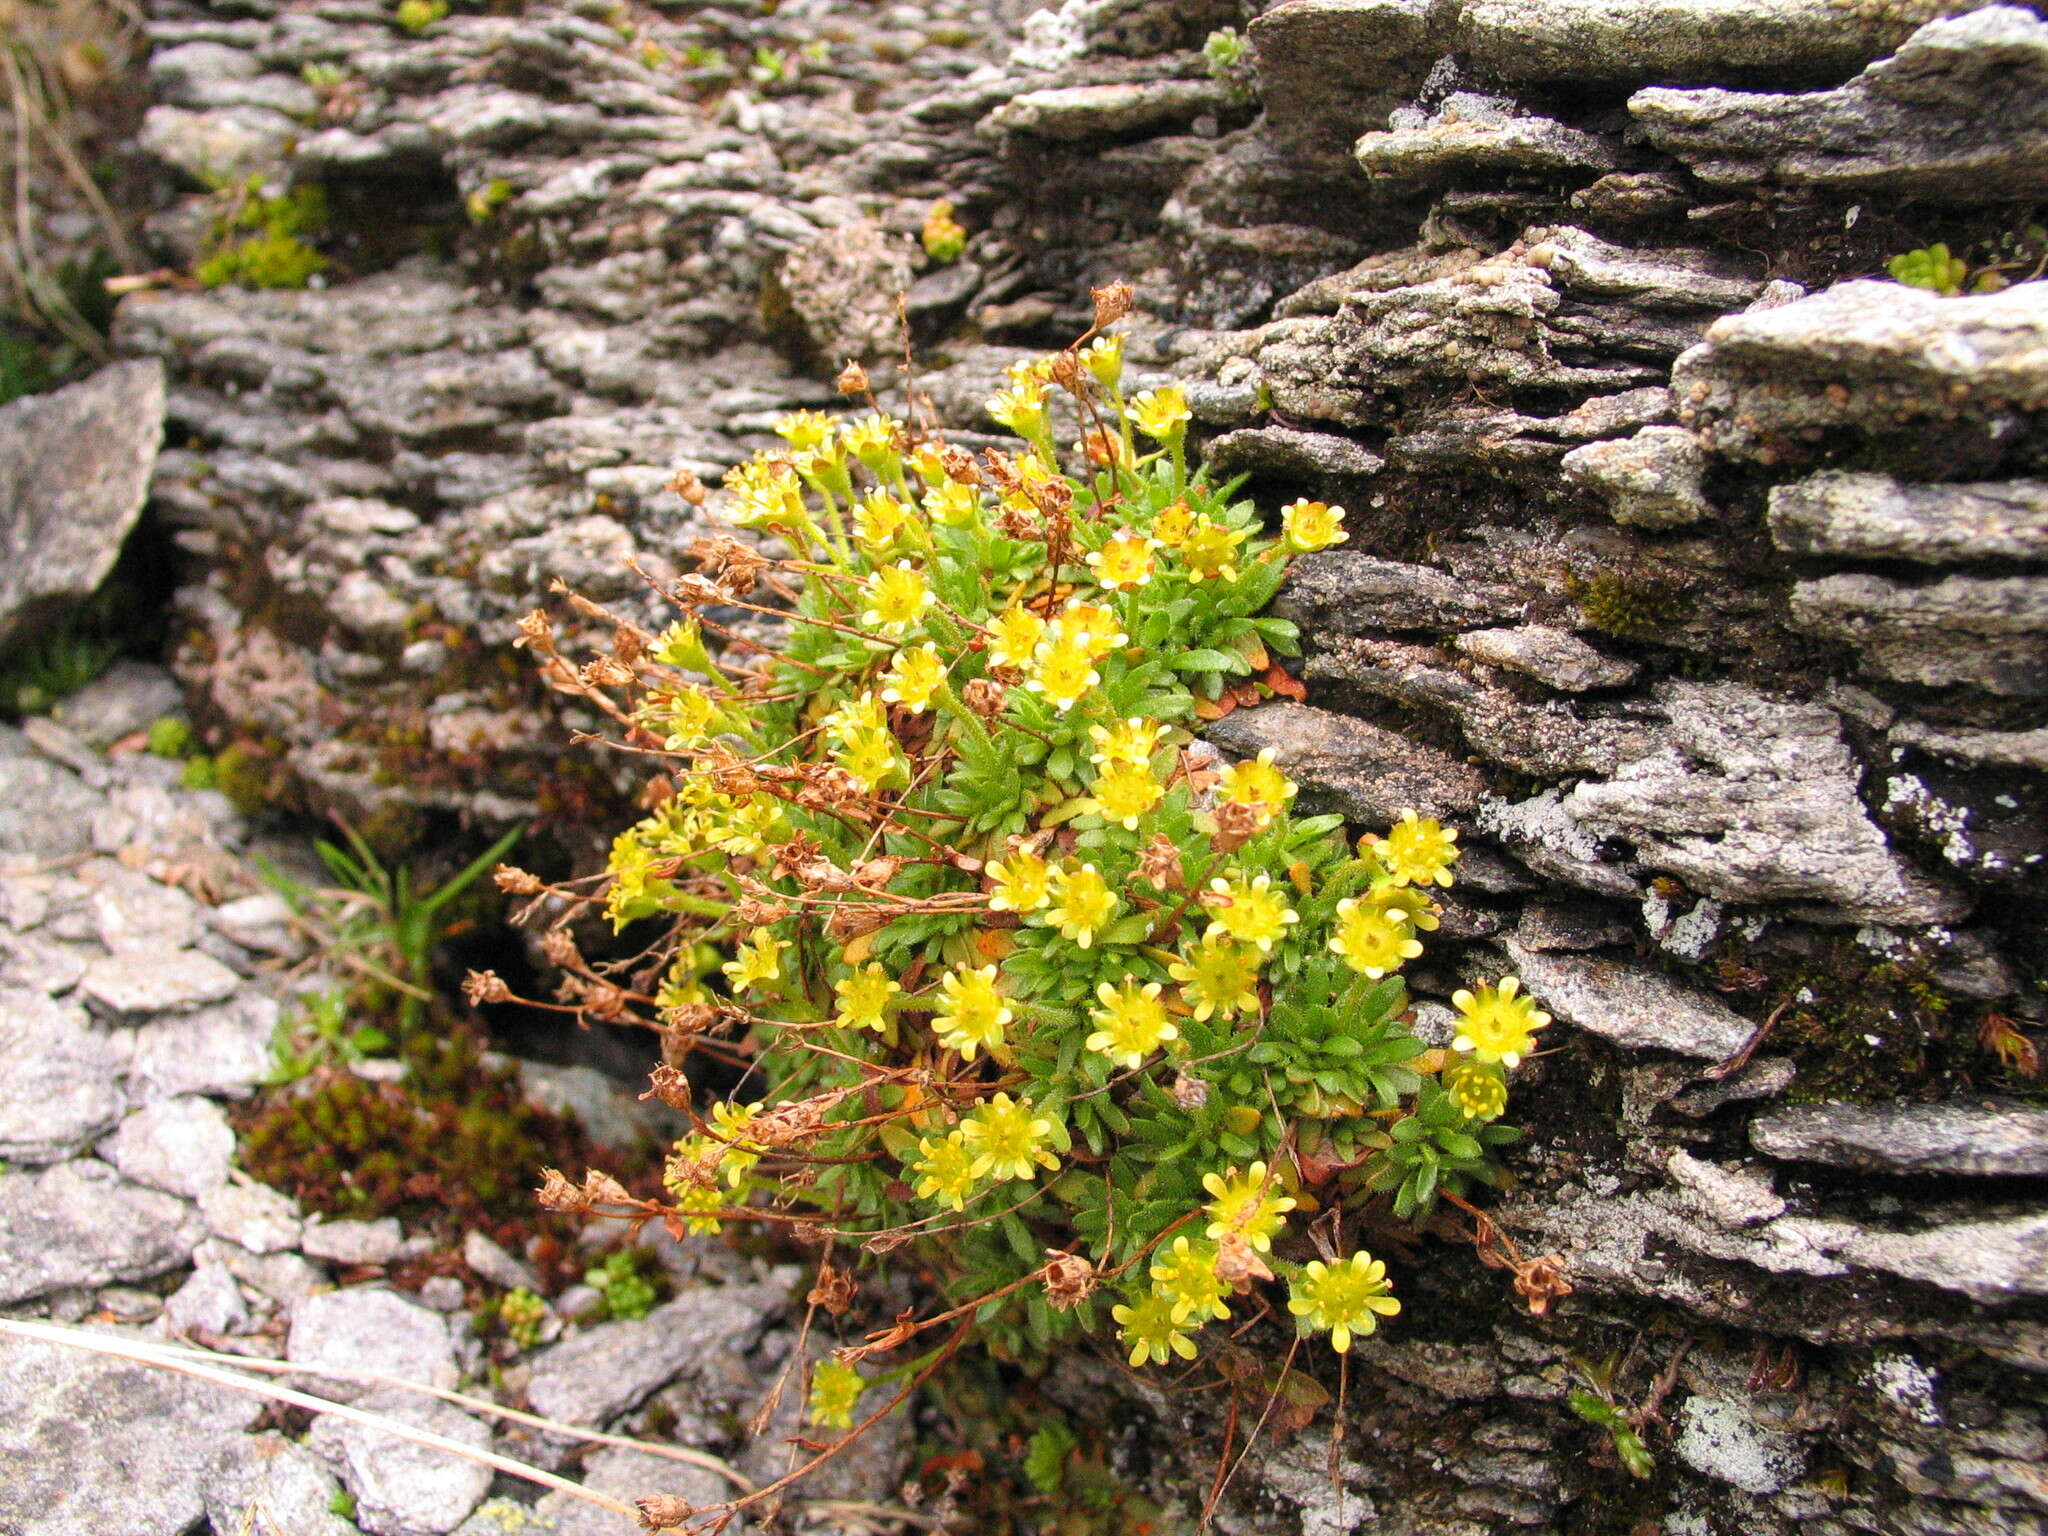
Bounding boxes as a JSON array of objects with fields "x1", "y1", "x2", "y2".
[{"x1": 4, "y1": 0, "x2": 2048, "y2": 1532}]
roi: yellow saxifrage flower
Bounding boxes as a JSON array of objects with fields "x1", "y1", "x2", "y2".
[
  {"x1": 1329, "y1": 897, "x2": 1424, "y2": 979},
  {"x1": 1086, "y1": 531, "x2": 1156, "y2": 591},
  {"x1": 1085, "y1": 979, "x2": 1177, "y2": 1069},
  {"x1": 1201, "y1": 1162, "x2": 1297, "y2": 1253},
  {"x1": 1366, "y1": 882, "x2": 1440, "y2": 933},
  {"x1": 1217, "y1": 747, "x2": 1295, "y2": 830},
  {"x1": 1027, "y1": 638, "x2": 1100, "y2": 712},
  {"x1": 1450, "y1": 976, "x2": 1550, "y2": 1068},
  {"x1": 1083, "y1": 332, "x2": 1124, "y2": 390},
  {"x1": 1051, "y1": 601, "x2": 1127, "y2": 660},
  {"x1": 987, "y1": 380, "x2": 1048, "y2": 438},
  {"x1": 774, "y1": 410, "x2": 833, "y2": 451},
  {"x1": 833, "y1": 962, "x2": 901, "y2": 1033},
  {"x1": 911, "y1": 1131, "x2": 977, "y2": 1211},
  {"x1": 1280, "y1": 498, "x2": 1348, "y2": 553},
  {"x1": 1375, "y1": 810, "x2": 1459, "y2": 888},
  {"x1": 1130, "y1": 385, "x2": 1190, "y2": 442},
  {"x1": 1113, "y1": 1291, "x2": 1197, "y2": 1367},
  {"x1": 880, "y1": 643, "x2": 945, "y2": 714},
  {"x1": 1088, "y1": 717, "x2": 1166, "y2": 768},
  {"x1": 835, "y1": 726, "x2": 900, "y2": 792},
  {"x1": 862, "y1": 560, "x2": 933, "y2": 636},
  {"x1": 669, "y1": 1182, "x2": 723, "y2": 1236},
  {"x1": 807, "y1": 1360, "x2": 865, "y2": 1429},
  {"x1": 653, "y1": 686, "x2": 721, "y2": 750},
  {"x1": 987, "y1": 848, "x2": 1052, "y2": 913},
  {"x1": 924, "y1": 480, "x2": 978, "y2": 527},
  {"x1": 1288, "y1": 1251, "x2": 1399, "y2": 1353},
  {"x1": 708, "y1": 1100, "x2": 765, "y2": 1186},
  {"x1": 1180, "y1": 517, "x2": 1247, "y2": 583},
  {"x1": 1149, "y1": 1236, "x2": 1230, "y2": 1324},
  {"x1": 987, "y1": 607, "x2": 1047, "y2": 671},
  {"x1": 721, "y1": 931, "x2": 784, "y2": 992},
  {"x1": 1203, "y1": 872, "x2": 1298, "y2": 953},
  {"x1": 855, "y1": 490, "x2": 911, "y2": 552},
  {"x1": 1082, "y1": 762, "x2": 1163, "y2": 831},
  {"x1": 961, "y1": 1092, "x2": 1058, "y2": 1182},
  {"x1": 823, "y1": 691, "x2": 888, "y2": 746},
  {"x1": 1168, "y1": 936, "x2": 1262, "y2": 1020},
  {"x1": 934, "y1": 964, "x2": 1013, "y2": 1061},
  {"x1": 1046, "y1": 862, "x2": 1117, "y2": 948},
  {"x1": 1443, "y1": 1058, "x2": 1508, "y2": 1121},
  {"x1": 1152, "y1": 499, "x2": 1194, "y2": 548}
]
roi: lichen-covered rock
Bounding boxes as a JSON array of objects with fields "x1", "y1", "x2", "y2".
[
  {"x1": 0, "y1": 1159, "x2": 205, "y2": 1303},
  {"x1": 1769, "y1": 471, "x2": 2048, "y2": 564},
  {"x1": 1751, "y1": 1098, "x2": 2048, "y2": 1176}
]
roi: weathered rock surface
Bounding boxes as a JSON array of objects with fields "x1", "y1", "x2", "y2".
[
  {"x1": 0, "y1": 1159, "x2": 204, "y2": 1303},
  {"x1": 309, "y1": 1387, "x2": 494, "y2": 1536},
  {"x1": 289, "y1": 1288, "x2": 459, "y2": 1398},
  {"x1": 1769, "y1": 471, "x2": 2048, "y2": 564},
  {"x1": 98, "y1": 1093, "x2": 236, "y2": 1198},
  {"x1": 524, "y1": 1284, "x2": 782, "y2": 1426},
  {"x1": 1751, "y1": 1098, "x2": 2048, "y2": 1176},
  {"x1": 0, "y1": 987, "x2": 126, "y2": 1164}
]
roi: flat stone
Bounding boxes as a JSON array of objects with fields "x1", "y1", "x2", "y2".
[
  {"x1": 208, "y1": 891, "x2": 305, "y2": 958},
  {"x1": 984, "y1": 79, "x2": 1227, "y2": 140},
  {"x1": 1890, "y1": 719, "x2": 2048, "y2": 772},
  {"x1": 1513, "y1": 899, "x2": 1634, "y2": 953},
  {"x1": 0, "y1": 986, "x2": 126, "y2": 1163},
  {"x1": 52, "y1": 661, "x2": 185, "y2": 751},
  {"x1": 534, "y1": 1445, "x2": 734, "y2": 1536},
  {"x1": 1454, "y1": 626, "x2": 1638, "y2": 692},
  {"x1": 99, "y1": 1095, "x2": 235, "y2": 1198},
  {"x1": 0, "y1": 1158, "x2": 204, "y2": 1304},
  {"x1": 1205, "y1": 702, "x2": 1488, "y2": 823},
  {"x1": 125, "y1": 991, "x2": 279, "y2": 1100},
  {"x1": 1675, "y1": 1395, "x2": 1808, "y2": 1495},
  {"x1": 203, "y1": 1432, "x2": 358, "y2": 1536},
  {"x1": 309, "y1": 1387, "x2": 493, "y2": 1536},
  {"x1": 463, "y1": 1229, "x2": 542, "y2": 1293},
  {"x1": 0, "y1": 1327, "x2": 263, "y2": 1536},
  {"x1": 1203, "y1": 425, "x2": 1386, "y2": 480},
  {"x1": 1476, "y1": 787, "x2": 1645, "y2": 900},
  {"x1": 289, "y1": 1288, "x2": 458, "y2": 1399},
  {"x1": 525, "y1": 1284, "x2": 783, "y2": 1426},
  {"x1": 1813, "y1": 1209, "x2": 2048, "y2": 1303},
  {"x1": 86, "y1": 863, "x2": 205, "y2": 954},
  {"x1": 1666, "y1": 1150, "x2": 1786, "y2": 1229},
  {"x1": 0, "y1": 754, "x2": 105, "y2": 863},
  {"x1": 207, "y1": 1236, "x2": 327, "y2": 1309},
  {"x1": 79, "y1": 944, "x2": 243, "y2": 1016},
  {"x1": 137, "y1": 102, "x2": 298, "y2": 184},
  {"x1": 513, "y1": 1059, "x2": 684, "y2": 1155},
  {"x1": 1560, "y1": 426, "x2": 1713, "y2": 529},
  {"x1": 0, "y1": 928, "x2": 89, "y2": 994},
  {"x1": 1751, "y1": 1099, "x2": 2048, "y2": 1177},
  {"x1": 302, "y1": 1216, "x2": 407, "y2": 1267},
  {"x1": 0, "y1": 361, "x2": 165, "y2": 653},
  {"x1": 1248, "y1": 0, "x2": 1439, "y2": 156},
  {"x1": 1769, "y1": 472, "x2": 2048, "y2": 565},
  {"x1": 200, "y1": 1180, "x2": 305, "y2": 1254},
  {"x1": 165, "y1": 1261, "x2": 253, "y2": 1336},
  {"x1": 1633, "y1": 7, "x2": 2048, "y2": 200},
  {"x1": 1357, "y1": 108, "x2": 1622, "y2": 183},
  {"x1": 1789, "y1": 573, "x2": 2048, "y2": 696},
  {"x1": 1277, "y1": 550, "x2": 1526, "y2": 634},
  {"x1": 1493, "y1": 938, "x2": 1756, "y2": 1059}
]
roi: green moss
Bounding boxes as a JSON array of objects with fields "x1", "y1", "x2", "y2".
[
  {"x1": 196, "y1": 181, "x2": 330, "y2": 291},
  {"x1": 1574, "y1": 570, "x2": 1692, "y2": 642},
  {"x1": 210, "y1": 740, "x2": 276, "y2": 815},
  {"x1": 394, "y1": 0, "x2": 448, "y2": 32},
  {"x1": 147, "y1": 717, "x2": 194, "y2": 758}
]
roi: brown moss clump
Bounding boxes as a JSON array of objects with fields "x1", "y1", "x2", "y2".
[{"x1": 1574, "y1": 570, "x2": 1693, "y2": 642}]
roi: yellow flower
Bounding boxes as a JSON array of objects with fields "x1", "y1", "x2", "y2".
[
  {"x1": 823, "y1": 692, "x2": 888, "y2": 746},
  {"x1": 774, "y1": 410, "x2": 833, "y2": 451},
  {"x1": 987, "y1": 606, "x2": 1048, "y2": 671},
  {"x1": 1280, "y1": 498, "x2": 1348, "y2": 553},
  {"x1": 1366, "y1": 882, "x2": 1440, "y2": 933},
  {"x1": 841, "y1": 413, "x2": 902, "y2": 471},
  {"x1": 961, "y1": 1092, "x2": 1059, "y2": 1182},
  {"x1": 1287, "y1": 1251, "x2": 1399, "y2": 1353},
  {"x1": 1329, "y1": 897, "x2": 1423, "y2": 979},
  {"x1": 708, "y1": 1100, "x2": 765, "y2": 1187},
  {"x1": 1085, "y1": 531, "x2": 1156, "y2": 591},
  {"x1": 1085, "y1": 979, "x2": 1177, "y2": 1068},
  {"x1": 655, "y1": 686, "x2": 721, "y2": 750},
  {"x1": 987, "y1": 379, "x2": 1049, "y2": 437},
  {"x1": 1443, "y1": 1058, "x2": 1508, "y2": 1121},
  {"x1": 1217, "y1": 747, "x2": 1295, "y2": 830},
  {"x1": 1180, "y1": 518, "x2": 1247, "y2": 583},
  {"x1": 855, "y1": 489, "x2": 911, "y2": 552},
  {"x1": 1082, "y1": 762, "x2": 1163, "y2": 830},
  {"x1": 862, "y1": 560, "x2": 933, "y2": 636},
  {"x1": 669, "y1": 1181, "x2": 722, "y2": 1236},
  {"x1": 1373, "y1": 810, "x2": 1459, "y2": 888},
  {"x1": 934, "y1": 963, "x2": 1013, "y2": 1061},
  {"x1": 1084, "y1": 332, "x2": 1124, "y2": 390},
  {"x1": 1450, "y1": 976, "x2": 1550, "y2": 1068},
  {"x1": 1113, "y1": 1291, "x2": 1198, "y2": 1367},
  {"x1": 1046, "y1": 862, "x2": 1118, "y2": 948},
  {"x1": 1129, "y1": 385, "x2": 1190, "y2": 441},
  {"x1": 1088, "y1": 716, "x2": 1166, "y2": 768},
  {"x1": 987, "y1": 848, "x2": 1053, "y2": 913},
  {"x1": 1201, "y1": 1162, "x2": 1297, "y2": 1253},
  {"x1": 1167, "y1": 936, "x2": 1262, "y2": 1020},
  {"x1": 807, "y1": 1360, "x2": 866, "y2": 1430},
  {"x1": 880, "y1": 642, "x2": 945, "y2": 714},
  {"x1": 1026, "y1": 637, "x2": 1100, "y2": 712},
  {"x1": 1152, "y1": 500, "x2": 1194, "y2": 548},
  {"x1": 833, "y1": 962, "x2": 901, "y2": 1033},
  {"x1": 1050, "y1": 601, "x2": 1126, "y2": 660},
  {"x1": 1203, "y1": 872, "x2": 1298, "y2": 953},
  {"x1": 923, "y1": 480, "x2": 978, "y2": 527},
  {"x1": 835, "y1": 726, "x2": 901, "y2": 791},
  {"x1": 721, "y1": 931, "x2": 784, "y2": 992},
  {"x1": 911, "y1": 1131, "x2": 977, "y2": 1211},
  {"x1": 1149, "y1": 1236, "x2": 1229, "y2": 1325}
]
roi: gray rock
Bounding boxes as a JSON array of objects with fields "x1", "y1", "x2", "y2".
[
  {"x1": 1277, "y1": 551, "x2": 1525, "y2": 633},
  {"x1": 79, "y1": 944, "x2": 243, "y2": 1016},
  {"x1": 1751, "y1": 1099, "x2": 2048, "y2": 1177},
  {"x1": 1203, "y1": 425, "x2": 1387, "y2": 480},
  {"x1": 462, "y1": 1229, "x2": 542, "y2": 1293},
  {"x1": 207, "y1": 1237, "x2": 328, "y2": 1310},
  {"x1": 1248, "y1": 0, "x2": 1439, "y2": 156},
  {"x1": 1513, "y1": 899, "x2": 1634, "y2": 953},
  {"x1": 86, "y1": 863, "x2": 205, "y2": 954},
  {"x1": 736, "y1": 1339, "x2": 912, "y2": 1506},
  {"x1": 0, "y1": 361, "x2": 165, "y2": 653},
  {"x1": 1669, "y1": 1056, "x2": 1798, "y2": 1118},
  {"x1": 0, "y1": 755, "x2": 104, "y2": 862},
  {"x1": 1476, "y1": 787, "x2": 1645, "y2": 900},
  {"x1": 1492, "y1": 938, "x2": 1756, "y2": 1059},
  {"x1": 0, "y1": 987, "x2": 126, "y2": 1163},
  {"x1": 985, "y1": 79, "x2": 1226, "y2": 140},
  {"x1": 1666, "y1": 1150, "x2": 1786, "y2": 1229},
  {"x1": 1357, "y1": 107, "x2": 1622, "y2": 183},
  {"x1": 1814, "y1": 1210, "x2": 2048, "y2": 1303},
  {"x1": 289, "y1": 1289, "x2": 458, "y2": 1398},
  {"x1": 208, "y1": 891, "x2": 306, "y2": 958},
  {"x1": 513, "y1": 1058, "x2": 684, "y2": 1155},
  {"x1": 310, "y1": 1387, "x2": 494, "y2": 1536},
  {"x1": 200, "y1": 1179, "x2": 305, "y2": 1254},
  {"x1": 777, "y1": 221, "x2": 916, "y2": 365},
  {"x1": 124, "y1": 991, "x2": 279, "y2": 1100},
  {"x1": 137, "y1": 102, "x2": 299, "y2": 183},
  {"x1": 1205, "y1": 702, "x2": 1488, "y2": 823},
  {"x1": 1769, "y1": 472, "x2": 2048, "y2": 565},
  {"x1": 524, "y1": 1284, "x2": 783, "y2": 1425},
  {"x1": 1675, "y1": 1394, "x2": 1808, "y2": 1495},
  {"x1": 53, "y1": 662, "x2": 186, "y2": 751},
  {"x1": 1453, "y1": 626, "x2": 1638, "y2": 692},
  {"x1": 1560, "y1": 426, "x2": 1713, "y2": 529},
  {"x1": 0, "y1": 927, "x2": 91, "y2": 994},
  {"x1": 0, "y1": 1158, "x2": 203, "y2": 1303},
  {"x1": 0, "y1": 1327, "x2": 263, "y2": 1536},
  {"x1": 1788, "y1": 572, "x2": 2048, "y2": 697},
  {"x1": 1564, "y1": 681, "x2": 1968, "y2": 924},
  {"x1": 164, "y1": 1261, "x2": 253, "y2": 1336},
  {"x1": 534, "y1": 1445, "x2": 734, "y2": 1536},
  {"x1": 1632, "y1": 7, "x2": 2048, "y2": 200},
  {"x1": 203, "y1": 1432, "x2": 359, "y2": 1536},
  {"x1": 302, "y1": 1216, "x2": 408, "y2": 1267},
  {"x1": 453, "y1": 1499, "x2": 562, "y2": 1536},
  {"x1": 1457, "y1": 0, "x2": 1973, "y2": 87},
  {"x1": 1890, "y1": 719, "x2": 2048, "y2": 772},
  {"x1": 100, "y1": 1095, "x2": 236, "y2": 1198}
]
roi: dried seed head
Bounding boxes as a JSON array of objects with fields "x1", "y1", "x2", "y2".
[
  {"x1": 1031, "y1": 476, "x2": 1074, "y2": 516},
  {"x1": 580, "y1": 657, "x2": 636, "y2": 689},
  {"x1": 836, "y1": 359, "x2": 871, "y2": 396},
  {"x1": 612, "y1": 627, "x2": 647, "y2": 666},
  {"x1": 462, "y1": 969, "x2": 512, "y2": 1006},
  {"x1": 494, "y1": 863, "x2": 545, "y2": 895},
  {"x1": 827, "y1": 903, "x2": 895, "y2": 941},
  {"x1": 1213, "y1": 1231, "x2": 1274, "y2": 1290},
  {"x1": 939, "y1": 445, "x2": 982, "y2": 485},
  {"x1": 731, "y1": 897, "x2": 793, "y2": 926},
  {"x1": 808, "y1": 1263, "x2": 859, "y2": 1315},
  {"x1": 637, "y1": 1495, "x2": 698, "y2": 1532},
  {"x1": 536, "y1": 1167, "x2": 586, "y2": 1212},
  {"x1": 961, "y1": 677, "x2": 1007, "y2": 720},
  {"x1": 539, "y1": 928, "x2": 582, "y2": 969},
  {"x1": 513, "y1": 609, "x2": 554, "y2": 651},
  {"x1": 666, "y1": 467, "x2": 708, "y2": 505},
  {"x1": 1042, "y1": 1249, "x2": 1096, "y2": 1311},
  {"x1": 1170, "y1": 1072, "x2": 1209, "y2": 1110},
  {"x1": 853, "y1": 855, "x2": 903, "y2": 888},
  {"x1": 1137, "y1": 835, "x2": 1184, "y2": 892},
  {"x1": 1091, "y1": 279, "x2": 1134, "y2": 328},
  {"x1": 1211, "y1": 798, "x2": 1263, "y2": 854},
  {"x1": 645, "y1": 1063, "x2": 695, "y2": 1108}
]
